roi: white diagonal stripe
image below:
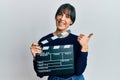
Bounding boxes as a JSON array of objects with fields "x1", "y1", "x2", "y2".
[
  {"x1": 53, "y1": 45, "x2": 60, "y2": 49},
  {"x1": 64, "y1": 45, "x2": 71, "y2": 48},
  {"x1": 43, "y1": 46, "x2": 49, "y2": 50},
  {"x1": 41, "y1": 40, "x2": 48, "y2": 44},
  {"x1": 51, "y1": 36, "x2": 58, "y2": 40}
]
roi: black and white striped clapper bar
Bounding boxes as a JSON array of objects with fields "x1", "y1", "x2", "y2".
[{"x1": 35, "y1": 30, "x2": 74, "y2": 76}]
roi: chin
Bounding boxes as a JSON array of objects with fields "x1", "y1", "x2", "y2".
[{"x1": 57, "y1": 26, "x2": 65, "y2": 30}]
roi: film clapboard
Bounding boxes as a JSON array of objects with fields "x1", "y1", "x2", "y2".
[{"x1": 35, "y1": 44, "x2": 74, "y2": 76}]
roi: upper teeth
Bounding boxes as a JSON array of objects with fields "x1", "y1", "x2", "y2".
[{"x1": 60, "y1": 21, "x2": 65, "y2": 25}]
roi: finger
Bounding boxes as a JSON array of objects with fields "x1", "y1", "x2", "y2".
[
  {"x1": 31, "y1": 48, "x2": 42, "y2": 54},
  {"x1": 31, "y1": 46, "x2": 42, "y2": 51},
  {"x1": 33, "y1": 49, "x2": 42, "y2": 54},
  {"x1": 78, "y1": 34, "x2": 85, "y2": 39},
  {"x1": 37, "y1": 49, "x2": 42, "y2": 53},
  {"x1": 31, "y1": 43, "x2": 41, "y2": 49},
  {"x1": 77, "y1": 37, "x2": 81, "y2": 41},
  {"x1": 36, "y1": 46, "x2": 42, "y2": 50},
  {"x1": 80, "y1": 34, "x2": 85, "y2": 38},
  {"x1": 88, "y1": 33, "x2": 93, "y2": 39},
  {"x1": 32, "y1": 42, "x2": 39, "y2": 47}
]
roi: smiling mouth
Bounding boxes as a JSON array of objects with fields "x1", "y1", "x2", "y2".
[{"x1": 58, "y1": 21, "x2": 66, "y2": 26}]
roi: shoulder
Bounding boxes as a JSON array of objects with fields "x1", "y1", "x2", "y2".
[
  {"x1": 69, "y1": 33, "x2": 78, "y2": 40},
  {"x1": 38, "y1": 33, "x2": 53, "y2": 44},
  {"x1": 69, "y1": 33, "x2": 80, "y2": 46},
  {"x1": 70, "y1": 33, "x2": 78, "y2": 37}
]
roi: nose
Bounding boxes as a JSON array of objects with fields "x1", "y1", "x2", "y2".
[{"x1": 61, "y1": 14, "x2": 66, "y2": 20}]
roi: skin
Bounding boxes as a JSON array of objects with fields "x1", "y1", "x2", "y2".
[{"x1": 30, "y1": 9, "x2": 93, "y2": 58}]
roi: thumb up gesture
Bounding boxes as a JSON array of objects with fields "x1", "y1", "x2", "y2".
[{"x1": 77, "y1": 33, "x2": 93, "y2": 52}]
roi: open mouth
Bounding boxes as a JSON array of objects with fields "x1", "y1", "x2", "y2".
[{"x1": 58, "y1": 20, "x2": 66, "y2": 26}]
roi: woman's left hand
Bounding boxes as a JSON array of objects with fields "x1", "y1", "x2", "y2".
[{"x1": 77, "y1": 33, "x2": 93, "y2": 52}]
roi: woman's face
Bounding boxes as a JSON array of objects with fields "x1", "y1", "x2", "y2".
[{"x1": 55, "y1": 9, "x2": 73, "y2": 32}]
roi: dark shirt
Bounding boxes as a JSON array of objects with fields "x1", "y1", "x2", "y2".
[{"x1": 33, "y1": 33, "x2": 88, "y2": 78}]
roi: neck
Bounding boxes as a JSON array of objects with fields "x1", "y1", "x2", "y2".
[
  {"x1": 53, "y1": 29, "x2": 67, "y2": 35},
  {"x1": 53, "y1": 29, "x2": 69, "y2": 38}
]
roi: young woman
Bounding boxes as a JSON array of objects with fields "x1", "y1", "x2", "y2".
[{"x1": 30, "y1": 3, "x2": 93, "y2": 80}]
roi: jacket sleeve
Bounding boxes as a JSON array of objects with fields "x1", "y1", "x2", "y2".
[
  {"x1": 75, "y1": 51, "x2": 88, "y2": 75},
  {"x1": 33, "y1": 60, "x2": 43, "y2": 78}
]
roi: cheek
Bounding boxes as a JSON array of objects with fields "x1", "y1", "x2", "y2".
[
  {"x1": 56, "y1": 16, "x2": 60, "y2": 20},
  {"x1": 67, "y1": 20, "x2": 72, "y2": 25},
  {"x1": 69, "y1": 18, "x2": 73, "y2": 23},
  {"x1": 55, "y1": 18, "x2": 58, "y2": 24}
]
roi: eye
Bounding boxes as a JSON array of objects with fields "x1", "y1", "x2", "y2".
[
  {"x1": 57, "y1": 12, "x2": 62, "y2": 15},
  {"x1": 66, "y1": 14, "x2": 70, "y2": 18}
]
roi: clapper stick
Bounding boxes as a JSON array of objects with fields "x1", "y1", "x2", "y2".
[{"x1": 41, "y1": 30, "x2": 71, "y2": 45}]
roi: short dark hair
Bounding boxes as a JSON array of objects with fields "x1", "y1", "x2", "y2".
[{"x1": 55, "y1": 3, "x2": 76, "y2": 25}]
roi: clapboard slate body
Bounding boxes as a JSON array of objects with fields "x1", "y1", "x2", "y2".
[{"x1": 35, "y1": 45, "x2": 74, "y2": 76}]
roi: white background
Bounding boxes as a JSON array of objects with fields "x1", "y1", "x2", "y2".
[{"x1": 0, "y1": 0, "x2": 120, "y2": 80}]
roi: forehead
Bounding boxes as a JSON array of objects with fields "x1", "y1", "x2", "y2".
[{"x1": 60, "y1": 8, "x2": 71, "y2": 15}]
